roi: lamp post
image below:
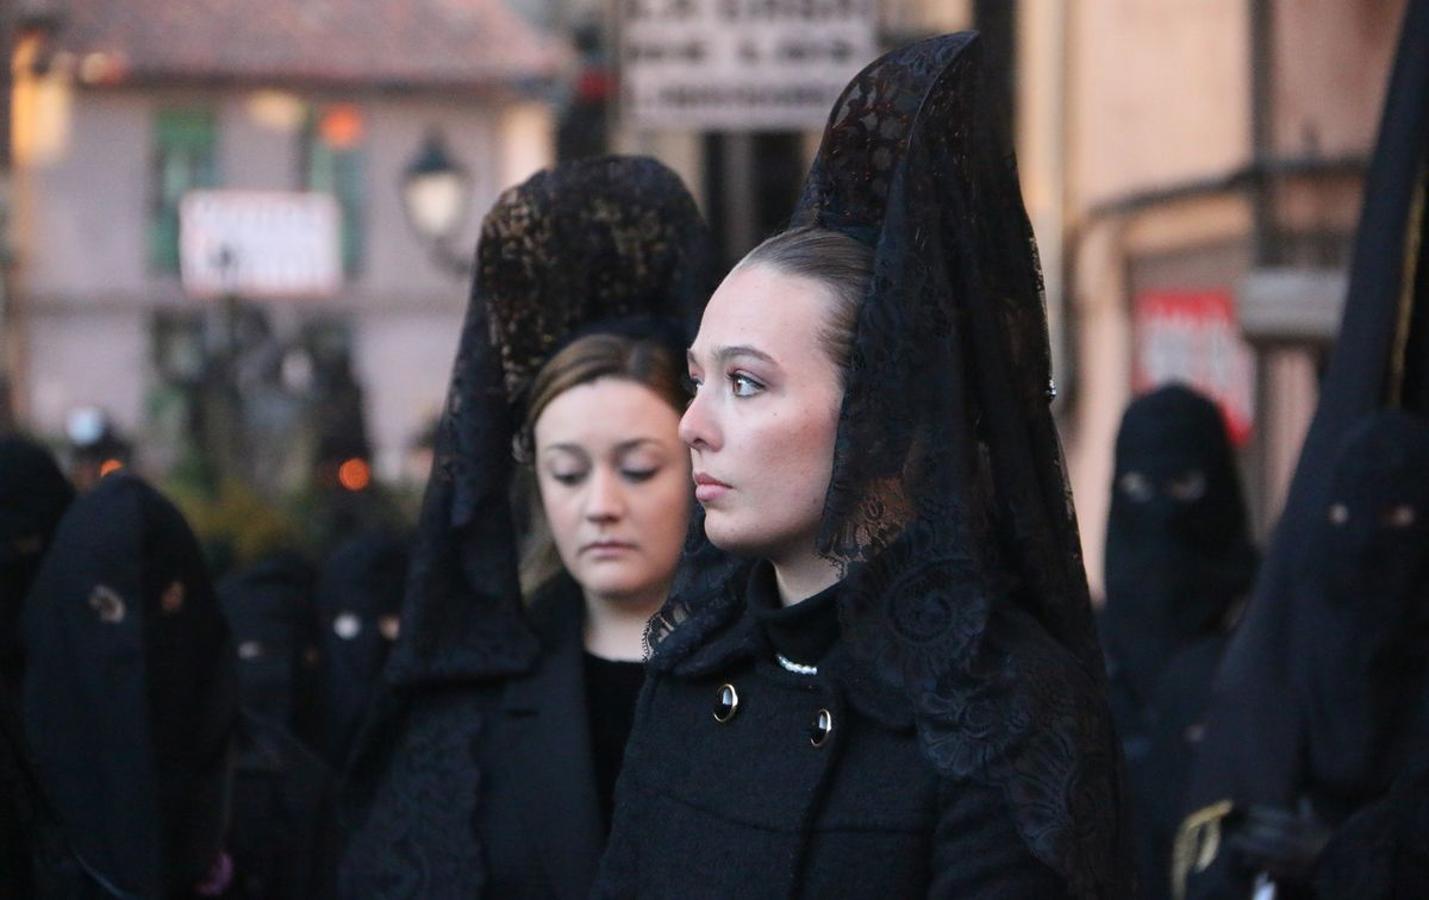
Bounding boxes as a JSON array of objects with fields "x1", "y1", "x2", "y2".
[{"x1": 400, "y1": 129, "x2": 473, "y2": 277}]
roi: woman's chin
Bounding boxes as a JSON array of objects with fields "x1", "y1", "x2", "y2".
[
  {"x1": 576, "y1": 568, "x2": 666, "y2": 606},
  {"x1": 703, "y1": 516, "x2": 774, "y2": 558}
]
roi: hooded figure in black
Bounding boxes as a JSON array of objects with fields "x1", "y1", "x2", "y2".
[
  {"x1": 594, "y1": 33, "x2": 1127, "y2": 899},
  {"x1": 23, "y1": 473, "x2": 238, "y2": 897},
  {"x1": 310, "y1": 530, "x2": 408, "y2": 769},
  {"x1": 339, "y1": 156, "x2": 713, "y2": 899},
  {"x1": 217, "y1": 554, "x2": 340, "y2": 899},
  {"x1": 1, "y1": 435, "x2": 75, "y2": 690},
  {"x1": 0, "y1": 435, "x2": 74, "y2": 899},
  {"x1": 1179, "y1": 412, "x2": 1429, "y2": 898},
  {"x1": 217, "y1": 553, "x2": 319, "y2": 736},
  {"x1": 1179, "y1": 2, "x2": 1429, "y2": 897},
  {"x1": 1290, "y1": 413, "x2": 1429, "y2": 823},
  {"x1": 1100, "y1": 385, "x2": 1255, "y2": 899}
]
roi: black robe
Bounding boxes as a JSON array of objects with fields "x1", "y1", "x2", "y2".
[
  {"x1": 339, "y1": 577, "x2": 620, "y2": 899},
  {"x1": 227, "y1": 712, "x2": 340, "y2": 899}
]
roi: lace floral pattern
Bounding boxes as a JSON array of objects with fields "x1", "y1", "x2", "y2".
[
  {"x1": 647, "y1": 35, "x2": 1128, "y2": 899},
  {"x1": 385, "y1": 156, "x2": 714, "y2": 687},
  {"x1": 339, "y1": 694, "x2": 488, "y2": 898}
]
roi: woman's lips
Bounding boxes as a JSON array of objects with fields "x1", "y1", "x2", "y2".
[
  {"x1": 693, "y1": 472, "x2": 731, "y2": 503},
  {"x1": 582, "y1": 540, "x2": 636, "y2": 557}
]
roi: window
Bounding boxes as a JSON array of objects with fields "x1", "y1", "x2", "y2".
[
  {"x1": 303, "y1": 104, "x2": 367, "y2": 276},
  {"x1": 150, "y1": 109, "x2": 217, "y2": 272}
]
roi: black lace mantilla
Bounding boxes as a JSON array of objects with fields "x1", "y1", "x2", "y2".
[
  {"x1": 646, "y1": 34, "x2": 1128, "y2": 899},
  {"x1": 385, "y1": 156, "x2": 713, "y2": 687}
]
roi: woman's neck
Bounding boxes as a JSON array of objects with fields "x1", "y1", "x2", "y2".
[
  {"x1": 582, "y1": 584, "x2": 667, "y2": 661},
  {"x1": 770, "y1": 551, "x2": 842, "y2": 607}
]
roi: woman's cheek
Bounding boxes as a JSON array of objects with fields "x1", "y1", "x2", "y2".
[
  {"x1": 542, "y1": 486, "x2": 583, "y2": 560},
  {"x1": 646, "y1": 472, "x2": 693, "y2": 566}
]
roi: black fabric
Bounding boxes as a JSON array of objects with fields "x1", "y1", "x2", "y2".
[
  {"x1": 1185, "y1": 413, "x2": 1429, "y2": 898},
  {"x1": 340, "y1": 577, "x2": 605, "y2": 899},
  {"x1": 311, "y1": 530, "x2": 408, "y2": 769},
  {"x1": 746, "y1": 561, "x2": 841, "y2": 667},
  {"x1": 339, "y1": 156, "x2": 713, "y2": 898},
  {"x1": 22, "y1": 473, "x2": 238, "y2": 897},
  {"x1": 0, "y1": 436, "x2": 73, "y2": 899},
  {"x1": 639, "y1": 32, "x2": 1126, "y2": 898},
  {"x1": 0, "y1": 435, "x2": 74, "y2": 689},
  {"x1": 218, "y1": 553, "x2": 319, "y2": 739},
  {"x1": 1312, "y1": 758, "x2": 1429, "y2": 899},
  {"x1": 594, "y1": 599, "x2": 1072, "y2": 899},
  {"x1": 1101, "y1": 384, "x2": 1254, "y2": 714},
  {"x1": 227, "y1": 712, "x2": 339, "y2": 899},
  {"x1": 383, "y1": 154, "x2": 714, "y2": 690},
  {"x1": 583, "y1": 653, "x2": 644, "y2": 828},
  {"x1": 1289, "y1": 412, "x2": 1429, "y2": 819},
  {"x1": 0, "y1": 674, "x2": 52, "y2": 900},
  {"x1": 1135, "y1": 636, "x2": 1227, "y2": 900},
  {"x1": 1184, "y1": 2, "x2": 1429, "y2": 894},
  {"x1": 1098, "y1": 385, "x2": 1254, "y2": 900}
]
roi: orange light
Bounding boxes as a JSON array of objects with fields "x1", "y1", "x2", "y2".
[
  {"x1": 99, "y1": 458, "x2": 125, "y2": 477},
  {"x1": 320, "y1": 105, "x2": 364, "y2": 149},
  {"x1": 337, "y1": 458, "x2": 371, "y2": 492}
]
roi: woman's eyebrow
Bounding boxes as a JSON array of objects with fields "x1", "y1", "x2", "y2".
[
  {"x1": 614, "y1": 438, "x2": 664, "y2": 453},
  {"x1": 713, "y1": 344, "x2": 777, "y2": 366}
]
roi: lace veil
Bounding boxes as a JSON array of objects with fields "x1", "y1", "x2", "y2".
[
  {"x1": 647, "y1": 33, "x2": 1128, "y2": 899},
  {"x1": 385, "y1": 156, "x2": 714, "y2": 687}
]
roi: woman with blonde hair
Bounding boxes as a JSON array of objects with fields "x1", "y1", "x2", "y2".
[{"x1": 340, "y1": 156, "x2": 713, "y2": 898}]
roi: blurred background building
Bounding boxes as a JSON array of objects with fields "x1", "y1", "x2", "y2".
[{"x1": 0, "y1": 0, "x2": 1411, "y2": 592}]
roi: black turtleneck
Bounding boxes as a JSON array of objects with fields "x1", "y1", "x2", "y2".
[
  {"x1": 745, "y1": 561, "x2": 842, "y2": 667},
  {"x1": 583, "y1": 652, "x2": 645, "y2": 829}
]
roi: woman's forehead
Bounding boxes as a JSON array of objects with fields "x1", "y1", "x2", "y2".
[
  {"x1": 534, "y1": 378, "x2": 682, "y2": 448},
  {"x1": 693, "y1": 266, "x2": 833, "y2": 361}
]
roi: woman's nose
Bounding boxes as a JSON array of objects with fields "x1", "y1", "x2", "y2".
[
  {"x1": 585, "y1": 468, "x2": 625, "y2": 522},
  {"x1": 679, "y1": 391, "x2": 720, "y2": 451}
]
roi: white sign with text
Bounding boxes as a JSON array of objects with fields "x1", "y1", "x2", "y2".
[
  {"x1": 620, "y1": 0, "x2": 877, "y2": 130},
  {"x1": 180, "y1": 190, "x2": 342, "y2": 299}
]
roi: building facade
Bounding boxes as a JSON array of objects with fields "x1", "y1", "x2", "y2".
[{"x1": 5, "y1": 0, "x2": 566, "y2": 483}]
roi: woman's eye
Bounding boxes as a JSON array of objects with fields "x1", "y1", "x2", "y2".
[
  {"x1": 622, "y1": 468, "x2": 659, "y2": 483},
  {"x1": 730, "y1": 373, "x2": 763, "y2": 397},
  {"x1": 551, "y1": 471, "x2": 586, "y2": 486},
  {"x1": 682, "y1": 373, "x2": 701, "y2": 396}
]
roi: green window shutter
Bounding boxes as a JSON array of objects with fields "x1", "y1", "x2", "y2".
[
  {"x1": 149, "y1": 109, "x2": 217, "y2": 273},
  {"x1": 303, "y1": 106, "x2": 366, "y2": 276}
]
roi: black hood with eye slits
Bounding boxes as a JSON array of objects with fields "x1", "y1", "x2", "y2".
[
  {"x1": 1102, "y1": 384, "x2": 1256, "y2": 706},
  {"x1": 1291, "y1": 411, "x2": 1429, "y2": 811},
  {"x1": 22, "y1": 474, "x2": 238, "y2": 897}
]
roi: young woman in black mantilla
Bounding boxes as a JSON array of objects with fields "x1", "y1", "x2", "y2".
[
  {"x1": 338, "y1": 156, "x2": 714, "y2": 898},
  {"x1": 594, "y1": 33, "x2": 1129, "y2": 899}
]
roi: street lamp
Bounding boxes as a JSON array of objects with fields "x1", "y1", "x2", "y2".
[{"x1": 400, "y1": 129, "x2": 473, "y2": 276}]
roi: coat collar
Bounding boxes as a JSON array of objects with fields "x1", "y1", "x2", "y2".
[{"x1": 667, "y1": 575, "x2": 915, "y2": 731}]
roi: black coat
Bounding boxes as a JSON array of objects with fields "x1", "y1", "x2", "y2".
[
  {"x1": 593, "y1": 588, "x2": 1071, "y2": 899},
  {"x1": 339, "y1": 578, "x2": 607, "y2": 899}
]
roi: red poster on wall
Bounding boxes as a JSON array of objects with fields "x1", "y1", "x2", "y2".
[{"x1": 1133, "y1": 289, "x2": 1256, "y2": 446}]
